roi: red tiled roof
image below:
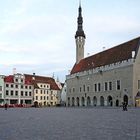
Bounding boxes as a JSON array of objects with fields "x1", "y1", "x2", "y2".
[
  {"x1": 24, "y1": 74, "x2": 60, "y2": 90},
  {"x1": 71, "y1": 37, "x2": 140, "y2": 74},
  {"x1": 4, "y1": 75, "x2": 14, "y2": 83}
]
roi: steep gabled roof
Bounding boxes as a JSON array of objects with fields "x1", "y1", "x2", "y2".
[
  {"x1": 24, "y1": 74, "x2": 60, "y2": 90},
  {"x1": 71, "y1": 37, "x2": 140, "y2": 74}
]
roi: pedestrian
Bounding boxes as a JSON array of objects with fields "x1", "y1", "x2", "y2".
[
  {"x1": 4, "y1": 103, "x2": 8, "y2": 110},
  {"x1": 124, "y1": 102, "x2": 128, "y2": 111},
  {"x1": 122, "y1": 102, "x2": 125, "y2": 111}
]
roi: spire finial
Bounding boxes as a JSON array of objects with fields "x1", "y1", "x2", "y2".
[{"x1": 79, "y1": 0, "x2": 81, "y2": 7}]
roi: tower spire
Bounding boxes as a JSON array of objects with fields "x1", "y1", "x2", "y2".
[
  {"x1": 75, "y1": 1, "x2": 86, "y2": 64},
  {"x1": 75, "y1": 0, "x2": 85, "y2": 38}
]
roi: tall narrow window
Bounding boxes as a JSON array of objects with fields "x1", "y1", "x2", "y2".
[
  {"x1": 0, "y1": 86, "x2": 2, "y2": 91},
  {"x1": 80, "y1": 87, "x2": 82, "y2": 92},
  {"x1": 105, "y1": 82, "x2": 108, "y2": 91},
  {"x1": 138, "y1": 80, "x2": 140, "y2": 89},
  {"x1": 73, "y1": 88, "x2": 75, "y2": 93},
  {"x1": 83, "y1": 85, "x2": 85, "y2": 92},
  {"x1": 109, "y1": 82, "x2": 112, "y2": 90},
  {"x1": 94, "y1": 84, "x2": 97, "y2": 92},
  {"x1": 116, "y1": 80, "x2": 121, "y2": 90},
  {"x1": 87, "y1": 86, "x2": 90, "y2": 92},
  {"x1": 98, "y1": 83, "x2": 101, "y2": 92}
]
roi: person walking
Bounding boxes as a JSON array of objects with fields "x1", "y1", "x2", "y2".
[
  {"x1": 4, "y1": 103, "x2": 8, "y2": 110},
  {"x1": 124, "y1": 102, "x2": 128, "y2": 111}
]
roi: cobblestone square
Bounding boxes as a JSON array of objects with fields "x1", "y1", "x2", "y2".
[{"x1": 0, "y1": 107, "x2": 140, "y2": 140}]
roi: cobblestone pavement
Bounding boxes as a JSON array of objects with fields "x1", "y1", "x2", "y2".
[{"x1": 0, "y1": 107, "x2": 140, "y2": 140}]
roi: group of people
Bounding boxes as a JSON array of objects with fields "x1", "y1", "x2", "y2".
[{"x1": 122, "y1": 102, "x2": 128, "y2": 111}]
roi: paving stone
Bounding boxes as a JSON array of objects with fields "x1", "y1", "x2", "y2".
[{"x1": 0, "y1": 107, "x2": 139, "y2": 140}]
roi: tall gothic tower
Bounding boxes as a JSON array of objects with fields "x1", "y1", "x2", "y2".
[{"x1": 75, "y1": 2, "x2": 86, "y2": 64}]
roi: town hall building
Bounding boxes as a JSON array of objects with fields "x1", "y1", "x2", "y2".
[{"x1": 66, "y1": 3, "x2": 140, "y2": 107}]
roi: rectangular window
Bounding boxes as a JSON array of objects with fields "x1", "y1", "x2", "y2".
[
  {"x1": 109, "y1": 82, "x2": 112, "y2": 90},
  {"x1": 40, "y1": 96, "x2": 42, "y2": 100},
  {"x1": 83, "y1": 85, "x2": 85, "y2": 92},
  {"x1": 44, "y1": 96, "x2": 46, "y2": 100},
  {"x1": 6, "y1": 84, "x2": 9, "y2": 87},
  {"x1": 29, "y1": 92, "x2": 31, "y2": 96},
  {"x1": 51, "y1": 96, "x2": 53, "y2": 100},
  {"x1": 15, "y1": 91, "x2": 18, "y2": 96},
  {"x1": 73, "y1": 88, "x2": 75, "y2": 93},
  {"x1": 138, "y1": 80, "x2": 140, "y2": 89},
  {"x1": 36, "y1": 96, "x2": 38, "y2": 100},
  {"x1": 36, "y1": 90, "x2": 38, "y2": 94},
  {"x1": 11, "y1": 84, "x2": 13, "y2": 88},
  {"x1": 98, "y1": 83, "x2": 101, "y2": 92},
  {"x1": 80, "y1": 87, "x2": 82, "y2": 92},
  {"x1": 116, "y1": 80, "x2": 121, "y2": 90},
  {"x1": 0, "y1": 86, "x2": 2, "y2": 91},
  {"x1": 21, "y1": 85, "x2": 23, "y2": 89},
  {"x1": 94, "y1": 84, "x2": 97, "y2": 92},
  {"x1": 21, "y1": 91, "x2": 23, "y2": 96},
  {"x1": 87, "y1": 86, "x2": 90, "y2": 92},
  {"x1": 25, "y1": 92, "x2": 28, "y2": 96},
  {"x1": 15, "y1": 85, "x2": 18, "y2": 88},
  {"x1": 11, "y1": 90, "x2": 13, "y2": 96},
  {"x1": 6, "y1": 90, "x2": 9, "y2": 95},
  {"x1": 105, "y1": 82, "x2": 108, "y2": 91}
]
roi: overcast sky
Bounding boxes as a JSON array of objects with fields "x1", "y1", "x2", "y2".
[{"x1": 0, "y1": 0, "x2": 140, "y2": 82}]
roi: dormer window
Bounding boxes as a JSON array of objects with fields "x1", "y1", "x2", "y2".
[{"x1": 132, "y1": 51, "x2": 135, "y2": 58}]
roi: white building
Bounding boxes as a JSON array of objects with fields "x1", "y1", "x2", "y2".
[
  {"x1": 4, "y1": 73, "x2": 33, "y2": 106},
  {"x1": 66, "y1": 3, "x2": 140, "y2": 107}
]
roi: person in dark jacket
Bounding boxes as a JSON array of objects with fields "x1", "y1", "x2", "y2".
[{"x1": 4, "y1": 103, "x2": 8, "y2": 110}]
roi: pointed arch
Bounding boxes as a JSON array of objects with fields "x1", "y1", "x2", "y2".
[
  {"x1": 93, "y1": 96, "x2": 97, "y2": 106},
  {"x1": 87, "y1": 96, "x2": 91, "y2": 106},
  {"x1": 107, "y1": 96, "x2": 113, "y2": 106},
  {"x1": 76, "y1": 97, "x2": 80, "y2": 106},
  {"x1": 81, "y1": 97, "x2": 85, "y2": 106},
  {"x1": 72, "y1": 97, "x2": 75, "y2": 106},
  {"x1": 100, "y1": 96, "x2": 104, "y2": 106}
]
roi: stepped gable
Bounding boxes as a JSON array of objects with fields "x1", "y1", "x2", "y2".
[
  {"x1": 71, "y1": 37, "x2": 140, "y2": 74},
  {"x1": 24, "y1": 74, "x2": 60, "y2": 90}
]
